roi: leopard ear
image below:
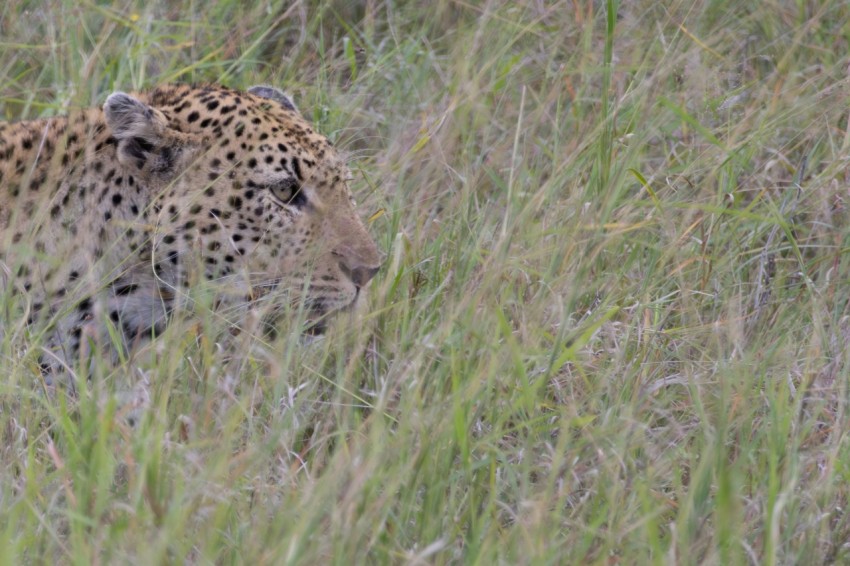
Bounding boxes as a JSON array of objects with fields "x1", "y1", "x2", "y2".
[
  {"x1": 104, "y1": 92, "x2": 174, "y2": 175},
  {"x1": 248, "y1": 85, "x2": 298, "y2": 113}
]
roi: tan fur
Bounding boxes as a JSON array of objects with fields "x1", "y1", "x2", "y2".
[{"x1": 0, "y1": 84, "x2": 381, "y2": 375}]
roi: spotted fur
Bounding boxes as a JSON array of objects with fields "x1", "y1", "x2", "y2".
[{"x1": 0, "y1": 84, "x2": 382, "y2": 376}]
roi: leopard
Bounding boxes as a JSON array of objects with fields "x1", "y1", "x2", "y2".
[{"x1": 0, "y1": 83, "x2": 382, "y2": 380}]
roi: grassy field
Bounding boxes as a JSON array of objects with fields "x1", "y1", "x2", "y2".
[{"x1": 3, "y1": 0, "x2": 850, "y2": 563}]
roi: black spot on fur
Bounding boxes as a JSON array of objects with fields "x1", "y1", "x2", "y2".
[{"x1": 114, "y1": 283, "x2": 139, "y2": 296}]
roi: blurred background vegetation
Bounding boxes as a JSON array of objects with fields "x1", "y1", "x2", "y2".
[{"x1": 3, "y1": 0, "x2": 850, "y2": 563}]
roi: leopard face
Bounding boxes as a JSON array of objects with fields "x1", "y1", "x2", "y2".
[{"x1": 0, "y1": 83, "x2": 383, "y2": 373}]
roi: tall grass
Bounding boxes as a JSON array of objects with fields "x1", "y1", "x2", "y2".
[{"x1": 3, "y1": 0, "x2": 850, "y2": 563}]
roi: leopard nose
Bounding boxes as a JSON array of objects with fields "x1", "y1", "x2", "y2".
[{"x1": 339, "y1": 262, "x2": 381, "y2": 287}]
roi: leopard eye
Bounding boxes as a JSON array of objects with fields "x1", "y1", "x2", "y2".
[{"x1": 269, "y1": 178, "x2": 307, "y2": 208}]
